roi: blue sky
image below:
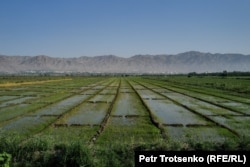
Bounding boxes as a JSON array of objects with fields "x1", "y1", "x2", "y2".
[{"x1": 0, "y1": 0, "x2": 250, "y2": 57}]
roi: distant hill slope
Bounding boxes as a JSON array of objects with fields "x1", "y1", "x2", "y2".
[{"x1": 1, "y1": 51, "x2": 250, "y2": 74}]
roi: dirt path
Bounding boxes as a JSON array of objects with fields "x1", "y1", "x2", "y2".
[{"x1": 0, "y1": 78, "x2": 72, "y2": 87}]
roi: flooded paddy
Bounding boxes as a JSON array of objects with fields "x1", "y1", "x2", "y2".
[
  {"x1": 162, "y1": 86, "x2": 250, "y2": 115},
  {"x1": 0, "y1": 116, "x2": 55, "y2": 135},
  {"x1": 58, "y1": 103, "x2": 110, "y2": 125},
  {"x1": 145, "y1": 99, "x2": 210, "y2": 125},
  {"x1": 136, "y1": 89, "x2": 163, "y2": 99},
  {"x1": 99, "y1": 88, "x2": 117, "y2": 94},
  {"x1": 81, "y1": 89, "x2": 101, "y2": 95},
  {"x1": 88, "y1": 94, "x2": 115, "y2": 103},
  {"x1": 207, "y1": 115, "x2": 250, "y2": 136},
  {"x1": 161, "y1": 92, "x2": 241, "y2": 116},
  {"x1": 0, "y1": 96, "x2": 35, "y2": 108},
  {"x1": 0, "y1": 103, "x2": 43, "y2": 122},
  {"x1": 35, "y1": 94, "x2": 90, "y2": 116},
  {"x1": 1, "y1": 76, "x2": 250, "y2": 152},
  {"x1": 0, "y1": 95, "x2": 20, "y2": 102},
  {"x1": 112, "y1": 92, "x2": 147, "y2": 116}
]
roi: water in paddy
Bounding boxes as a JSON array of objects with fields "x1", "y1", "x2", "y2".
[
  {"x1": 145, "y1": 100, "x2": 210, "y2": 126},
  {"x1": 162, "y1": 89, "x2": 250, "y2": 115},
  {"x1": 0, "y1": 96, "x2": 34, "y2": 108},
  {"x1": 0, "y1": 116, "x2": 55, "y2": 134},
  {"x1": 88, "y1": 94, "x2": 115, "y2": 103},
  {"x1": 0, "y1": 95, "x2": 20, "y2": 102},
  {"x1": 35, "y1": 94, "x2": 89, "y2": 116},
  {"x1": 108, "y1": 117, "x2": 137, "y2": 126},
  {"x1": 162, "y1": 92, "x2": 241, "y2": 116},
  {"x1": 136, "y1": 89, "x2": 163, "y2": 99},
  {"x1": 61, "y1": 103, "x2": 110, "y2": 125},
  {"x1": 207, "y1": 115, "x2": 250, "y2": 137},
  {"x1": 112, "y1": 92, "x2": 147, "y2": 116}
]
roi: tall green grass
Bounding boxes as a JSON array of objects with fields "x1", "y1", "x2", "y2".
[{"x1": 1, "y1": 133, "x2": 250, "y2": 167}]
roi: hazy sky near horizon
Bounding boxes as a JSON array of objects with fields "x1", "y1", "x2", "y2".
[{"x1": 1, "y1": 0, "x2": 250, "y2": 57}]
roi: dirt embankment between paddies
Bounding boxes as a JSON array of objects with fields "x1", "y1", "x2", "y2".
[{"x1": 0, "y1": 78, "x2": 72, "y2": 87}]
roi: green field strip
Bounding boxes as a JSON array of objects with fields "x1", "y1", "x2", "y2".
[
  {"x1": 97, "y1": 79, "x2": 162, "y2": 145},
  {"x1": 161, "y1": 92, "x2": 242, "y2": 116},
  {"x1": 127, "y1": 80, "x2": 167, "y2": 140},
  {"x1": 144, "y1": 76, "x2": 250, "y2": 98},
  {"x1": 96, "y1": 123, "x2": 162, "y2": 145},
  {"x1": 40, "y1": 126, "x2": 100, "y2": 144},
  {"x1": 147, "y1": 77, "x2": 250, "y2": 104},
  {"x1": 141, "y1": 79, "x2": 250, "y2": 115},
  {"x1": 89, "y1": 78, "x2": 121, "y2": 144},
  {"x1": 164, "y1": 126, "x2": 236, "y2": 142}
]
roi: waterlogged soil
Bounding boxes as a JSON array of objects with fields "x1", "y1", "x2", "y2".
[
  {"x1": 81, "y1": 89, "x2": 100, "y2": 95},
  {"x1": 218, "y1": 101, "x2": 250, "y2": 114},
  {"x1": 0, "y1": 116, "x2": 55, "y2": 134},
  {"x1": 112, "y1": 92, "x2": 147, "y2": 116},
  {"x1": 120, "y1": 88, "x2": 134, "y2": 93},
  {"x1": 0, "y1": 96, "x2": 35, "y2": 108},
  {"x1": 144, "y1": 100, "x2": 210, "y2": 126},
  {"x1": 0, "y1": 103, "x2": 43, "y2": 122},
  {"x1": 88, "y1": 94, "x2": 115, "y2": 103},
  {"x1": 59, "y1": 103, "x2": 110, "y2": 125},
  {"x1": 136, "y1": 89, "x2": 163, "y2": 99},
  {"x1": 162, "y1": 87, "x2": 250, "y2": 115},
  {"x1": 152, "y1": 88, "x2": 173, "y2": 93},
  {"x1": 0, "y1": 95, "x2": 20, "y2": 102},
  {"x1": 99, "y1": 89, "x2": 117, "y2": 94},
  {"x1": 35, "y1": 95, "x2": 89, "y2": 116},
  {"x1": 161, "y1": 92, "x2": 240, "y2": 116},
  {"x1": 207, "y1": 115, "x2": 250, "y2": 136}
]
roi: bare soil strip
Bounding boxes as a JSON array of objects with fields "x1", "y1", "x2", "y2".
[{"x1": 0, "y1": 78, "x2": 72, "y2": 87}]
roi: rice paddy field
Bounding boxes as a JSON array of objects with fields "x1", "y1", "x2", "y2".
[{"x1": 0, "y1": 75, "x2": 250, "y2": 166}]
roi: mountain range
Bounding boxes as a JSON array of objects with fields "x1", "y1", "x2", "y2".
[{"x1": 0, "y1": 51, "x2": 250, "y2": 74}]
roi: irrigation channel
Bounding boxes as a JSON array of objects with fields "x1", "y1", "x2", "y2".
[{"x1": 1, "y1": 77, "x2": 249, "y2": 146}]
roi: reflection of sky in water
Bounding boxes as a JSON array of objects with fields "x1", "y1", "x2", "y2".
[
  {"x1": 1, "y1": 116, "x2": 54, "y2": 133},
  {"x1": 35, "y1": 95, "x2": 89, "y2": 115},
  {"x1": 145, "y1": 100, "x2": 209, "y2": 125},
  {"x1": 64, "y1": 103, "x2": 109, "y2": 125}
]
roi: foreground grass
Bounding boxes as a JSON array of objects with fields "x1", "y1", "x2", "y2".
[{"x1": 1, "y1": 133, "x2": 250, "y2": 167}]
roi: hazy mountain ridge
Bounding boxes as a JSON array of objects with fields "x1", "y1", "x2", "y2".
[{"x1": 1, "y1": 51, "x2": 250, "y2": 74}]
